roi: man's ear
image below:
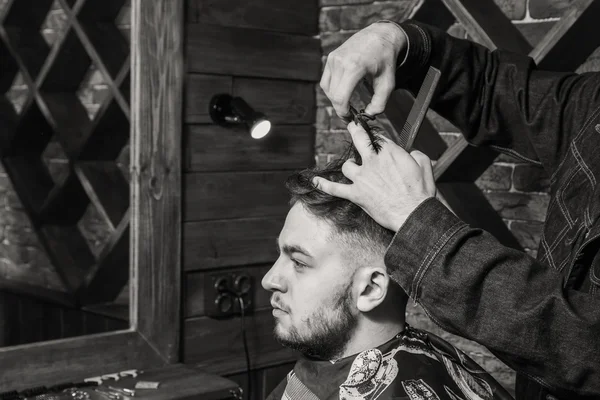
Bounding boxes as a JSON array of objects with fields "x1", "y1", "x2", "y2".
[{"x1": 354, "y1": 266, "x2": 389, "y2": 312}]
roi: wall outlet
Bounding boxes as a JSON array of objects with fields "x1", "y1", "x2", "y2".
[{"x1": 205, "y1": 270, "x2": 254, "y2": 318}]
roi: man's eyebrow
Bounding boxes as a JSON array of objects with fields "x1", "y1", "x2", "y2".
[{"x1": 275, "y1": 238, "x2": 313, "y2": 258}]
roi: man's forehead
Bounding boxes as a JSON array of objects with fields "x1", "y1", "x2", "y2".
[{"x1": 279, "y1": 203, "x2": 338, "y2": 251}]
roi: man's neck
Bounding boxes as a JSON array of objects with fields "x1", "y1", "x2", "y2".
[{"x1": 334, "y1": 318, "x2": 406, "y2": 361}]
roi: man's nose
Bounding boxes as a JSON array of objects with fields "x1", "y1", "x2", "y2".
[{"x1": 262, "y1": 258, "x2": 284, "y2": 292}]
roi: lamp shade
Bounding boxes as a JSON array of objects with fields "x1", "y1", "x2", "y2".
[{"x1": 209, "y1": 94, "x2": 272, "y2": 139}]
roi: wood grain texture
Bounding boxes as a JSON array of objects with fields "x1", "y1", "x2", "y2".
[
  {"x1": 183, "y1": 309, "x2": 297, "y2": 375},
  {"x1": 187, "y1": 0, "x2": 318, "y2": 35},
  {"x1": 131, "y1": 0, "x2": 183, "y2": 363},
  {"x1": 530, "y1": 0, "x2": 600, "y2": 71},
  {"x1": 184, "y1": 171, "x2": 291, "y2": 221},
  {"x1": 185, "y1": 124, "x2": 315, "y2": 172},
  {"x1": 95, "y1": 364, "x2": 240, "y2": 399},
  {"x1": 186, "y1": 23, "x2": 321, "y2": 81},
  {"x1": 185, "y1": 74, "x2": 232, "y2": 124},
  {"x1": 0, "y1": 332, "x2": 162, "y2": 390},
  {"x1": 185, "y1": 75, "x2": 316, "y2": 124},
  {"x1": 185, "y1": 265, "x2": 273, "y2": 317},
  {"x1": 440, "y1": 0, "x2": 532, "y2": 53},
  {"x1": 183, "y1": 217, "x2": 284, "y2": 271}
]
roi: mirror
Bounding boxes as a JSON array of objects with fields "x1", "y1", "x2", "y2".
[
  {"x1": 0, "y1": 0, "x2": 133, "y2": 347},
  {"x1": 0, "y1": 0, "x2": 182, "y2": 390}
]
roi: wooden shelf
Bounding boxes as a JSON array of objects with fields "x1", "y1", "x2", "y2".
[
  {"x1": 39, "y1": 92, "x2": 91, "y2": 157},
  {"x1": 2, "y1": 102, "x2": 53, "y2": 157},
  {"x1": 78, "y1": 99, "x2": 129, "y2": 160},
  {"x1": 1, "y1": 0, "x2": 53, "y2": 79},
  {"x1": 40, "y1": 170, "x2": 90, "y2": 224},
  {"x1": 440, "y1": 0, "x2": 531, "y2": 53},
  {"x1": 530, "y1": 0, "x2": 600, "y2": 71},
  {"x1": 81, "y1": 216, "x2": 129, "y2": 305},
  {"x1": 78, "y1": 23, "x2": 128, "y2": 78},
  {"x1": 2, "y1": 156, "x2": 55, "y2": 214},
  {"x1": 76, "y1": 162, "x2": 129, "y2": 228},
  {"x1": 39, "y1": 224, "x2": 96, "y2": 292}
]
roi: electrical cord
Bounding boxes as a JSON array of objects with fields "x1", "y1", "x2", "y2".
[{"x1": 237, "y1": 295, "x2": 252, "y2": 400}]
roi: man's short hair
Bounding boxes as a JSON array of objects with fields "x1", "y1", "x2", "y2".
[{"x1": 285, "y1": 145, "x2": 394, "y2": 256}]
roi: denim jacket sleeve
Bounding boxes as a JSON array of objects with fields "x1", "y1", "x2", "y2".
[
  {"x1": 383, "y1": 21, "x2": 600, "y2": 397},
  {"x1": 395, "y1": 21, "x2": 600, "y2": 174}
]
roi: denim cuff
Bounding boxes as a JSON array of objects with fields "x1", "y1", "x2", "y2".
[
  {"x1": 394, "y1": 21, "x2": 431, "y2": 88},
  {"x1": 384, "y1": 197, "x2": 467, "y2": 300}
]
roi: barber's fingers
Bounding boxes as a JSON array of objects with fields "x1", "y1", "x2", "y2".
[
  {"x1": 364, "y1": 71, "x2": 395, "y2": 116},
  {"x1": 320, "y1": 63, "x2": 332, "y2": 95},
  {"x1": 341, "y1": 158, "x2": 360, "y2": 180},
  {"x1": 312, "y1": 176, "x2": 354, "y2": 201},
  {"x1": 331, "y1": 70, "x2": 365, "y2": 118},
  {"x1": 410, "y1": 150, "x2": 436, "y2": 189},
  {"x1": 347, "y1": 122, "x2": 377, "y2": 159}
]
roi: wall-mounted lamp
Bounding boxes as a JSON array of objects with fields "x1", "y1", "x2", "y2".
[{"x1": 209, "y1": 94, "x2": 272, "y2": 139}]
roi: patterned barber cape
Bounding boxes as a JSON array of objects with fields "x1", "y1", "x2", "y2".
[{"x1": 266, "y1": 325, "x2": 514, "y2": 400}]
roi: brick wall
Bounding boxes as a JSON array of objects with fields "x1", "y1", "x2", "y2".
[
  {"x1": 0, "y1": 0, "x2": 130, "y2": 292},
  {"x1": 316, "y1": 0, "x2": 600, "y2": 393}
]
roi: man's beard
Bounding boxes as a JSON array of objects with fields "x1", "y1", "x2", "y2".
[{"x1": 273, "y1": 281, "x2": 358, "y2": 360}]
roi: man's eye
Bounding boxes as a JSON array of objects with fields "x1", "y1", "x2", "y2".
[{"x1": 292, "y1": 259, "x2": 306, "y2": 269}]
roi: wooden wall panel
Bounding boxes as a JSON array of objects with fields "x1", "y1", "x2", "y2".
[
  {"x1": 182, "y1": 1, "x2": 318, "y2": 394},
  {"x1": 185, "y1": 125, "x2": 314, "y2": 172},
  {"x1": 183, "y1": 309, "x2": 297, "y2": 374},
  {"x1": 186, "y1": 24, "x2": 321, "y2": 81},
  {"x1": 185, "y1": 74, "x2": 232, "y2": 124},
  {"x1": 185, "y1": 265, "x2": 272, "y2": 317},
  {"x1": 183, "y1": 217, "x2": 283, "y2": 271},
  {"x1": 184, "y1": 172, "x2": 291, "y2": 221},
  {"x1": 232, "y1": 78, "x2": 316, "y2": 125},
  {"x1": 187, "y1": 0, "x2": 318, "y2": 35},
  {"x1": 185, "y1": 75, "x2": 315, "y2": 125}
]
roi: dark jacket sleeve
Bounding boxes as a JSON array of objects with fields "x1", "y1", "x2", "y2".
[
  {"x1": 382, "y1": 21, "x2": 600, "y2": 397},
  {"x1": 395, "y1": 21, "x2": 600, "y2": 175}
]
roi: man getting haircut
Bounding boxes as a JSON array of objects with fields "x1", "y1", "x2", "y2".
[{"x1": 263, "y1": 144, "x2": 514, "y2": 400}]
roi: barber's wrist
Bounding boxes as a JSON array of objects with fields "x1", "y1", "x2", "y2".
[
  {"x1": 375, "y1": 20, "x2": 409, "y2": 66},
  {"x1": 388, "y1": 196, "x2": 435, "y2": 233}
]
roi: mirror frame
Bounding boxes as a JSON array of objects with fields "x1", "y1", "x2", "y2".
[{"x1": 0, "y1": 0, "x2": 183, "y2": 390}]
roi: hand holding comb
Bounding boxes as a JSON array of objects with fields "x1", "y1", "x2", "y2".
[{"x1": 348, "y1": 66, "x2": 441, "y2": 153}]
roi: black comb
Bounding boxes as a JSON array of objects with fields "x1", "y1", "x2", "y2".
[{"x1": 398, "y1": 66, "x2": 441, "y2": 151}]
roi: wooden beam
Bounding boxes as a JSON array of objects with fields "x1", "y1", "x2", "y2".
[
  {"x1": 184, "y1": 171, "x2": 291, "y2": 221},
  {"x1": 186, "y1": 23, "x2": 321, "y2": 81},
  {"x1": 412, "y1": 0, "x2": 456, "y2": 32},
  {"x1": 530, "y1": 0, "x2": 600, "y2": 71},
  {"x1": 440, "y1": 0, "x2": 532, "y2": 53},
  {"x1": 185, "y1": 124, "x2": 315, "y2": 172},
  {"x1": 183, "y1": 217, "x2": 283, "y2": 271},
  {"x1": 131, "y1": 0, "x2": 183, "y2": 363},
  {"x1": 433, "y1": 136, "x2": 499, "y2": 182},
  {"x1": 187, "y1": 0, "x2": 318, "y2": 35}
]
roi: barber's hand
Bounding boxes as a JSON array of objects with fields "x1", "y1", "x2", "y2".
[
  {"x1": 312, "y1": 123, "x2": 436, "y2": 233},
  {"x1": 320, "y1": 21, "x2": 407, "y2": 118}
]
